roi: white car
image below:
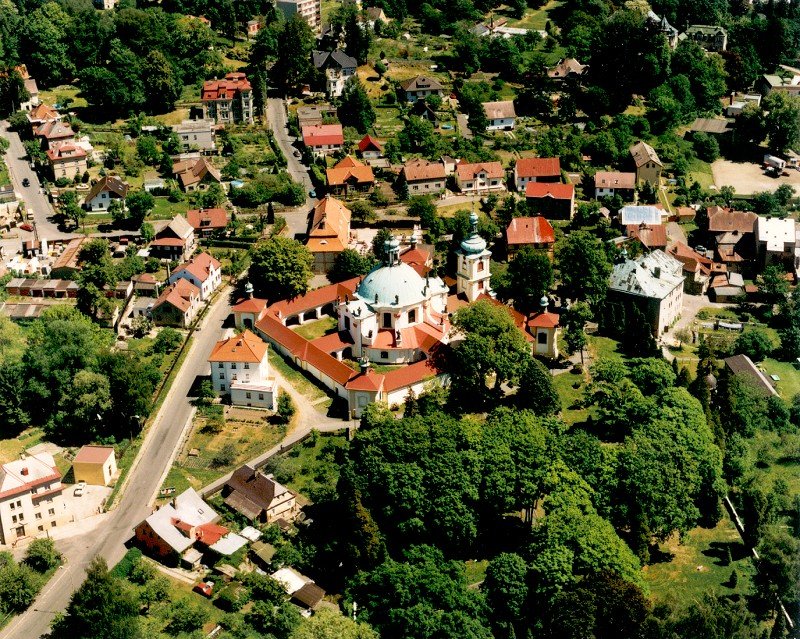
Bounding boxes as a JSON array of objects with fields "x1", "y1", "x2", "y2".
[{"x1": 74, "y1": 481, "x2": 86, "y2": 497}]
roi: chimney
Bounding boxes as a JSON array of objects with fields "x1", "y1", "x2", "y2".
[
  {"x1": 654, "y1": 267, "x2": 661, "y2": 279},
  {"x1": 20, "y1": 467, "x2": 29, "y2": 476}
]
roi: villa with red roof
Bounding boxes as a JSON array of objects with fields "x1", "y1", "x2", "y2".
[
  {"x1": 357, "y1": 135, "x2": 383, "y2": 160},
  {"x1": 514, "y1": 157, "x2": 561, "y2": 191},
  {"x1": 208, "y1": 329, "x2": 276, "y2": 409},
  {"x1": 525, "y1": 182, "x2": 575, "y2": 220},
  {"x1": 302, "y1": 124, "x2": 344, "y2": 156},
  {"x1": 326, "y1": 156, "x2": 374, "y2": 197},
  {"x1": 201, "y1": 72, "x2": 253, "y2": 124},
  {"x1": 187, "y1": 208, "x2": 228, "y2": 237},
  {"x1": 456, "y1": 161, "x2": 506, "y2": 194},
  {"x1": 168, "y1": 252, "x2": 222, "y2": 300},
  {"x1": 47, "y1": 144, "x2": 87, "y2": 181},
  {"x1": 150, "y1": 215, "x2": 196, "y2": 261},
  {"x1": 150, "y1": 278, "x2": 201, "y2": 327},
  {"x1": 307, "y1": 197, "x2": 352, "y2": 274},
  {"x1": 506, "y1": 216, "x2": 556, "y2": 260}
]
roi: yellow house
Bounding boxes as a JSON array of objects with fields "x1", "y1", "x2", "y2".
[
  {"x1": 73, "y1": 446, "x2": 117, "y2": 486},
  {"x1": 630, "y1": 141, "x2": 663, "y2": 186}
]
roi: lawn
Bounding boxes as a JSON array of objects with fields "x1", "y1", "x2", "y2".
[
  {"x1": 464, "y1": 559, "x2": 489, "y2": 587},
  {"x1": 163, "y1": 404, "x2": 286, "y2": 495},
  {"x1": 551, "y1": 369, "x2": 592, "y2": 427},
  {"x1": 268, "y1": 349, "x2": 330, "y2": 403},
  {"x1": 293, "y1": 316, "x2": 338, "y2": 341},
  {"x1": 0, "y1": 155, "x2": 9, "y2": 186},
  {"x1": 38, "y1": 85, "x2": 88, "y2": 110},
  {"x1": 588, "y1": 335, "x2": 625, "y2": 362},
  {"x1": 503, "y1": 0, "x2": 562, "y2": 31},
  {"x1": 759, "y1": 358, "x2": 800, "y2": 401},
  {"x1": 151, "y1": 197, "x2": 191, "y2": 221},
  {"x1": 0, "y1": 428, "x2": 45, "y2": 464},
  {"x1": 642, "y1": 511, "x2": 755, "y2": 609},
  {"x1": 687, "y1": 157, "x2": 715, "y2": 190}
]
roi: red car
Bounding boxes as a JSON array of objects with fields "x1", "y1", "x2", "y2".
[
  {"x1": 19, "y1": 223, "x2": 33, "y2": 232},
  {"x1": 194, "y1": 581, "x2": 214, "y2": 597}
]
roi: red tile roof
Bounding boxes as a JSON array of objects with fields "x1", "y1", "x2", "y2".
[
  {"x1": 195, "y1": 522, "x2": 229, "y2": 546},
  {"x1": 402, "y1": 159, "x2": 446, "y2": 182},
  {"x1": 326, "y1": 157, "x2": 374, "y2": 187},
  {"x1": 506, "y1": 216, "x2": 556, "y2": 246},
  {"x1": 73, "y1": 445, "x2": 114, "y2": 465},
  {"x1": 153, "y1": 278, "x2": 199, "y2": 313},
  {"x1": 345, "y1": 368, "x2": 385, "y2": 391},
  {"x1": 187, "y1": 208, "x2": 228, "y2": 231},
  {"x1": 302, "y1": 124, "x2": 344, "y2": 148},
  {"x1": 626, "y1": 224, "x2": 668, "y2": 249},
  {"x1": 47, "y1": 144, "x2": 86, "y2": 162},
  {"x1": 358, "y1": 135, "x2": 383, "y2": 153},
  {"x1": 707, "y1": 208, "x2": 757, "y2": 234},
  {"x1": 383, "y1": 358, "x2": 439, "y2": 392},
  {"x1": 516, "y1": 157, "x2": 561, "y2": 179},
  {"x1": 173, "y1": 252, "x2": 220, "y2": 283},
  {"x1": 269, "y1": 278, "x2": 360, "y2": 318},
  {"x1": 594, "y1": 171, "x2": 635, "y2": 190},
  {"x1": 457, "y1": 161, "x2": 505, "y2": 181},
  {"x1": 527, "y1": 311, "x2": 559, "y2": 329},
  {"x1": 232, "y1": 297, "x2": 268, "y2": 314},
  {"x1": 209, "y1": 329, "x2": 268, "y2": 363},
  {"x1": 525, "y1": 182, "x2": 574, "y2": 200},
  {"x1": 201, "y1": 73, "x2": 252, "y2": 101}
]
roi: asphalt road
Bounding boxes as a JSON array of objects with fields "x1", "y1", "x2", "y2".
[
  {"x1": 265, "y1": 98, "x2": 318, "y2": 239},
  {"x1": 0, "y1": 292, "x2": 233, "y2": 639},
  {"x1": 0, "y1": 122, "x2": 74, "y2": 241}
]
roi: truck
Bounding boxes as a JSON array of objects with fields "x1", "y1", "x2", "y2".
[{"x1": 764, "y1": 154, "x2": 787, "y2": 175}]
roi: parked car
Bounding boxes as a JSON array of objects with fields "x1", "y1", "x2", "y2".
[
  {"x1": 194, "y1": 581, "x2": 214, "y2": 597},
  {"x1": 19, "y1": 223, "x2": 33, "y2": 232},
  {"x1": 22, "y1": 178, "x2": 30, "y2": 187},
  {"x1": 74, "y1": 481, "x2": 86, "y2": 497}
]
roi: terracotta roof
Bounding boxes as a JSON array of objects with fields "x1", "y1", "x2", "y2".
[
  {"x1": 630, "y1": 141, "x2": 662, "y2": 167},
  {"x1": 195, "y1": 522, "x2": 229, "y2": 546},
  {"x1": 73, "y1": 445, "x2": 114, "y2": 465},
  {"x1": 594, "y1": 171, "x2": 636, "y2": 190},
  {"x1": 400, "y1": 245, "x2": 433, "y2": 267},
  {"x1": 34, "y1": 120, "x2": 74, "y2": 140},
  {"x1": 132, "y1": 273, "x2": 158, "y2": 283},
  {"x1": 483, "y1": 100, "x2": 516, "y2": 120},
  {"x1": 232, "y1": 297, "x2": 268, "y2": 314},
  {"x1": 209, "y1": 329, "x2": 267, "y2": 363},
  {"x1": 515, "y1": 157, "x2": 561, "y2": 179},
  {"x1": 187, "y1": 208, "x2": 227, "y2": 231},
  {"x1": 153, "y1": 278, "x2": 199, "y2": 313},
  {"x1": 457, "y1": 161, "x2": 504, "y2": 181},
  {"x1": 668, "y1": 241, "x2": 715, "y2": 276},
  {"x1": 201, "y1": 73, "x2": 252, "y2": 101},
  {"x1": 527, "y1": 310, "x2": 560, "y2": 329},
  {"x1": 345, "y1": 368, "x2": 385, "y2": 391},
  {"x1": 326, "y1": 156, "x2": 374, "y2": 186},
  {"x1": 506, "y1": 216, "x2": 556, "y2": 246},
  {"x1": 310, "y1": 330, "x2": 354, "y2": 353},
  {"x1": 47, "y1": 144, "x2": 86, "y2": 162},
  {"x1": 707, "y1": 208, "x2": 757, "y2": 234},
  {"x1": 626, "y1": 223, "x2": 668, "y2": 249},
  {"x1": 307, "y1": 197, "x2": 351, "y2": 254},
  {"x1": 269, "y1": 278, "x2": 360, "y2": 318},
  {"x1": 172, "y1": 252, "x2": 221, "y2": 283},
  {"x1": 358, "y1": 135, "x2": 382, "y2": 153},
  {"x1": 302, "y1": 124, "x2": 344, "y2": 148},
  {"x1": 85, "y1": 175, "x2": 129, "y2": 203},
  {"x1": 402, "y1": 159, "x2": 446, "y2": 182},
  {"x1": 525, "y1": 182, "x2": 574, "y2": 200},
  {"x1": 173, "y1": 157, "x2": 221, "y2": 188}
]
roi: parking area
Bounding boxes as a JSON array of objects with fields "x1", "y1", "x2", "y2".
[{"x1": 712, "y1": 158, "x2": 800, "y2": 196}]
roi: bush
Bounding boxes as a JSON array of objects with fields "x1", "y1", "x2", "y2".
[
  {"x1": 24, "y1": 538, "x2": 62, "y2": 573},
  {"x1": 153, "y1": 327, "x2": 182, "y2": 354},
  {"x1": 211, "y1": 442, "x2": 237, "y2": 468},
  {"x1": 276, "y1": 392, "x2": 295, "y2": 424},
  {"x1": 732, "y1": 328, "x2": 773, "y2": 363}
]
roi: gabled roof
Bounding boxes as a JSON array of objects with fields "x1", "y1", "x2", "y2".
[
  {"x1": 187, "y1": 207, "x2": 228, "y2": 231},
  {"x1": 547, "y1": 58, "x2": 587, "y2": 78},
  {"x1": 85, "y1": 175, "x2": 129, "y2": 203},
  {"x1": 141, "y1": 488, "x2": 218, "y2": 554},
  {"x1": 302, "y1": 124, "x2": 344, "y2": 147},
  {"x1": 152, "y1": 278, "x2": 199, "y2": 313},
  {"x1": 27, "y1": 103, "x2": 59, "y2": 122},
  {"x1": 630, "y1": 141, "x2": 662, "y2": 168},
  {"x1": 308, "y1": 196, "x2": 351, "y2": 253},
  {"x1": 609, "y1": 250, "x2": 684, "y2": 300},
  {"x1": 358, "y1": 135, "x2": 383, "y2": 153},
  {"x1": 400, "y1": 75, "x2": 444, "y2": 92},
  {"x1": 173, "y1": 157, "x2": 221, "y2": 188},
  {"x1": 34, "y1": 120, "x2": 74, "y2": 140},
  {"x1": 209, "y1": 329, "x2": 268, "y2": 363},
  {"x1": 525, "y1": 182, "x2": 574, "y2": 200},
  {"x1": 201, "y1": 73, "x2": 252, "y2": 101},
  {"x1": 515, "y1": 157, "x2": 561, "y2": 179},
  {"x1": 724, "y1": 354, "x2": 778, "y2": 397},
  {"x1": 0, "y1": 453, "x2": 60, "y2": 500},
  {"x1": 173, "y1": 252, "x2": 221, "y2": 283},
  {"x1": 326, "y1": 156, "x2": 374, "y2": 186},
  {"x1": 594, "y1": 171, "x2": 636, "y2": 190},
  {"x1": 483, "y1": 100, "x2": 516, "y2": 120},
  {"x1": 668, "y1": 241, "x2": 715, "y2": 276},
  {"x1": 226, "y1": 465, "x2": 292, "y2": 512},
  {"x1": 506, "y1": 216, "x2": 556, "y2": 246},
  {"x1": 402, "y1": 159, "x2": 446, "y2": 182},
  {"x1": 47, "y1": 144, "x2": 86, "y2": 162},
  {"x1": 456, "y1": 161, "x2": 504, "y2": 181},
  {"x1": 626, "y1": 223, "x2": 668, "y2": 249},
  {"x1": 156, "y1": 214, "x2": 194, "y2": 241},
  {"x1": 312, "y1": 49, "x2": 358, "y2": 70},
  {"x1": 620, "y1": 205, "x2": 662, "y2": 226},
  {"x1": 73, "y1": 445, "x2": 114, "y2": 465},
  {"x1": 707, "y1": 208, "x2": 757, "y2": 234}
]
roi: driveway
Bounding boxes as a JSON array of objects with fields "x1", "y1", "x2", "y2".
[
  {"x1": 0, "y1": 291, "x2": 234, "y2": 639},
  {"x1": 666, "y1": 221, "x2": 686, "y2": 248},
  {"x1": 0, "y1": 122, "x2": 74, "y2": 242},
  {"x1": 266, "y1": 99, "x2": 318, "y2": 239}
]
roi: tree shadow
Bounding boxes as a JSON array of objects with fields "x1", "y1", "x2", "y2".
[
  {"x1": 648, "y1": 545, "x2": 675, "y2": 564},
  {"x1": 187, "y1": 375, "x2": 211, "y2": 398}
]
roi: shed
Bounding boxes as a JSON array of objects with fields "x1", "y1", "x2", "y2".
[
  {"x1": 250, "y1": 540, "x2": 277, "y2": 569},
  {"x1": 73, "y1": 445, "x2": 117, "y2": 486},
  {"x1": 291, "y1": 582, "x2": 325, "y2": 610}
]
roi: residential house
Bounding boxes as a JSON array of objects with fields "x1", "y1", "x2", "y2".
[
  {"x1": 302, "y1": 124, "x2": 344, "y2": 156},
  {"x1": 410, "y1": 99, "x2": 440, "y2": 126},
  {"x1": 33, "y1": 120, "x2": 75, "y2": 151},
  {"x1": 26, "y1": 103, "x2": 60, "y2": 127},
  {"x1": 760, "y1": 73, "x2": 800, "y2": 97},
  {"x1": 223, "y1": 465, "x2": 298, "y2": 523},
  {"x1": 756, "y1": 216, "x2": 796, "y2": 267},
  {"x1": 514, "y1": 157, "x2": 560, "y2": 191},
  {"x1": 399, "y1": 76, "x2": 444, "y2": 103},
  {"x1": 173, "y1": 119, "x2": 216, "y2": 152},
  {"x1": 707, "y1": 207, "x2": 758, "y2": 272},
  {"x1": 527, "y1": 297, "x2": 560, "y2": 359},
  {"x1": 209, "y1": 329, "x2": 276, "y2": 408},
  {"x1": 358, "y1": 135, "x2": 383, "y2": 160},
  {"x1": 326, "y1": 156, "x2": 374, "y2": 197},
  {"x1": 72, "y1": 446, "x2": 117, "y2": 487},
  {"x1": 547, "y1": 58, "x2": 587, "y2": 81},
  {"x1": 630, "y1": 141, "x2": 663, "y2": 185},
  {"x1": 646, "y1": 10, "x2": 679, "y2": 48},
  {"x1": 401, "y1": 159, "x2": 447, "y2": 195},
  {"x1": 365, "y1": 6, "x2": 388, "y2": 26},
  {"x1": 201, "y1": 72, "x2": 254, "y2": 124},
  {"x1": 724, "y1": 354, "x2": 778, "y2": 397},
  {"x1": 47, "y1": 144, "x2": 87, "y2": 181},
  {"x1": 594, "y1": 171, "x2": 636, "y2": 200},
  {"x1": 168, "y1": 252, "x2": 222, "y2": 301},
  {"x1": 525, "y1": 182, "x2": 575, "y2": 220},
  {"x1": 247, "y1": 19, "x2": 260, "y2": 37},
  {"x1": 709, "y1": 271, "x2": 745, "y2": 302},
  {"x1": 296, "y1": 104, "x2": 337, "y2": 128},
  {"x1": 94, "y1": 0, "x2": 117, "y2": 8},
  {"x1": 619, "y1": 205, "x2": 663, "y2": 226},
  {"x1": 172, "y1": 157, "x2": 222, "y2": 192},
  {"x1": 150, "y1": 278, "x2": 201, "y2": 327},
  {"x1": 150, "y1": 215, "x2": 196, "y2": 261},
  {"x1": 668, "y1": 241, "x2": 720, "y2": 294},
  {"x1": 0, "y1": 452, "x2": 68, "y2": 545},
  {"x1": 277, "y1": 0, "x2": 321, "y2": 33},
  {"x1": 312, "y1": 50, "x2": 357, "y2": 98},
  {"x1": 83, "y1": 175, "x2": 129, "y2": 213},
  {"x1": 684, "y1": 25, "x2": 727, "y2": 51},
  {"x1": 483, "y1": 100, "x2": 516, "y2": 131},
  {"x1": 608, "y1": 249, "x2": 684, "y2": 336},
  {"x1": 187, "y1": 207, "x2": 228, "y2": 237},
  {"x1": 456, "y1": 161, "x2": 506, "y2": 194},
  {"x1": 306, "y1": 196, "x2": 351, "y2": 274},
  {"x1": 10, "y1": 65, "x2": 39, "y2": 111},
  {"x1": 505, "y1": 216, "x2": 556, "y2": 260},
  {"x1": 272, "y1": 567, "x2": 326, "y2": 611},
  {"x1": 626, "y1": 223, "x2": 668, "y2": 250},
  {"x1": 132, "y1": 273, "x2": 160, "y2": 297},
  {"x1": 440, "y1": 156, "x2": 459, "y2": 175}
]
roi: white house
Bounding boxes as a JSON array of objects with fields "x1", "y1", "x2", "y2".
[
  {"x1": 208, "y1": 329, "x2": 277, "y2": 409},
  {"x1": 456, "y1": 161, "x2": 506, "y2": 194},
  {"x1": 756, "y1": 216, "x2": 796, "y2": 267},
  {"x1": 608, "y1": 250, "x2": 684, "y2": 336},
  {"x1": 0, "y1": 453, "x2": 68, "y2": 545},
  {"x1": 167, "y1": 252, "x2": 222, "y2": 301},
  {"x1": 312, "y1": 50, "x2": 357, "y2": 98},
  {"x1": 483, "y1": 100, "x2": 516, "y2": 131},
  {"x1": 83, "y1": 175, "x2": 129, "y2": 213}
]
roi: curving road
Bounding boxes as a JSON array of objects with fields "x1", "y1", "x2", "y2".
[{"x1": 0, "y1": 292, "x2": 234, "y2": 639}]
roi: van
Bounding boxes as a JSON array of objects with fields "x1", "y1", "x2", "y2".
[{"x1": 26, "y1": 209, "x2": 34, "y2": 220}]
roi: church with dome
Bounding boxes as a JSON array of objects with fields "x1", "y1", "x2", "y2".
[{"x1": 230, "y1": 213, "x2": 559, "y2": 417}]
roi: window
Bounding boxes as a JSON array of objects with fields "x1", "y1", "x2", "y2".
[
  {"x1": 218, "y1": 363, "x2": 224, "y2": 369},
  {"x1": 48, "y1": 508, "x2": 55, "y2": 516},
  {"x1": 538, "y1": 332, "x2": 548, "y2": 345},
  {"x1": 38, "y1": 525, "x2": 44, "y2": 532},
  {"x1": 220, "y1": 384, "x2": 226, "y2": 391},
  {"x1": 231, "y1": 363, "x2": 237, "y2": 370},
  {"x1": 477, "y1": 261, "x2": 484, "y2": 272},
  {"x1": 383, "y1": 313, "x2": 392, "y2": 328},
  {"x1": 408, "y1": 309, "x2": 416, "y2": 323},
  {"x1": 478, "y1": 281, "x2": 485, "y2": 290},
  {"x1": 380, "y1": 351, "x2": 389, "y2": 359},
  {"x1": 244, "y1": 363, "x2": 250, "y2": 369},
  {"x1": 51, "y1": 521, "x2": 56, "y2": 528},
  {"x1": 12, "y1": 515, "x2": 17, "y2": 523},
  {"x1": 35, "y1": 513, "x2": 42, "y2": 520},
  {"x1": 413, "y1": 185, "x2": 418, "y2": 190},
  {"x1": 344, "y1": 316, "x2": 350, "y2": 330},
  {"x1": 219, "y1": 373, "x2": 225, "y2": 379},
  {"x1": 246, "y1": 392, "x2": 251, "y2": 399},
  {"x1": 10, "y1": 502, "x2": 14, "y2": 510}
]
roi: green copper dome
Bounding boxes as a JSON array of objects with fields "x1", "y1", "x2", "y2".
[{"x1": 460, "y1": 212, "x2": 487, "y2": 254}]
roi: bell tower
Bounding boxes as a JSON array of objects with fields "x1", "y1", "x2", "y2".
[{"x1": 456, "y1": 212, "x2": 493, "y2": 302}]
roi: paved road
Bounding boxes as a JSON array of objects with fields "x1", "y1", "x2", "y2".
[
  {"x1": 0, "y1": 292, "x2": 234, "y2": 639},
  {"x1": 0, "y1": 122, "x2": 74, "y2": 242},
  {"x1": 265, "y1": 98, "x2": 317, "y2": 239}
]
